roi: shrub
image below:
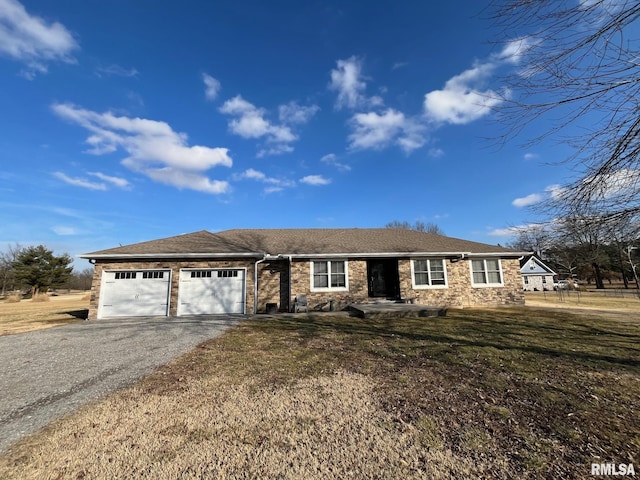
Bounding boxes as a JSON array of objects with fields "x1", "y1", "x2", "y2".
[
  {"x1": 31, "y1": 294, "x2": 51, "y2": 302},
  {"x1": 4, "y1": 294, "x2": 22, "y2": 303}
]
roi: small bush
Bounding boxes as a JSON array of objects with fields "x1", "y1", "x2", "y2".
[
  {"x1": 31, "y1": 294, "x2": 51, "y2": 302},
  {"x1": 4, "y1": 294, "x2": 22, "y2": 303}
]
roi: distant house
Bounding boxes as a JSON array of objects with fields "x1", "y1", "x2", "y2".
[
  {"x1": 80, "y1": 228, "x2": 529, "y2": 319},
  {"x1": 520, "y1": 255, "x2": 556, "y2": 291}
]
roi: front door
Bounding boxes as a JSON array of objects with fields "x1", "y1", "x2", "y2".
[{"x1": 367, "y1": 259, "x2": 400, "y2": 299}]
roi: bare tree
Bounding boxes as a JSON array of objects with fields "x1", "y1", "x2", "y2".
[
  {"x1": 385, "y1": 220, "x2": 445, "y2": 235},
  {"x1": 505, "y1": 223, "x2": 553, "y2": 256},
  {"x1": 0, "y1": 244, "x2": 22, "y2": 296},
  {"x1": 489, "y1": 0, "x2": 640, "y2": 222}
]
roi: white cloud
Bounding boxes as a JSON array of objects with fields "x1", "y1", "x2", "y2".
[
  {"x1": 53, "y1": 171, "x2": 107, "y2": 191},
  {"x1": 512, "y1": 193, "x2": 543, "y2": 207},
  {"x1": 51, "y1": 103, "x2": 232, "y2": 194},
  {"x1": 423, "y1": 40, "x2": 529, "y2": 126},
  {"x1": 487, "y1": 225, "x2": 529, "y2": 237},
  {"x1": 523, "y1": 153, "x2": 539, "y2": 161},
  {"x1": 587, "y1": 169, "x2": 640, "y2": 200},
  {"x1": 496, "y1": 37, "x2": 535, "y2": 65},
  {"x1": 235, "y1": 168, "x2": 295, "y2": 193},
  {"x1": 300, "y1": 174, "x2": 331, "y2": 186},
  {"x1": 348, "y1": 109, "x2": 426, "y2": 153},
  {"x1": 88, "y1": 171, "x2": 130, "y2": 189},
  {"x1": 220, "y1": 95, "x2": 306, "y2": 156},
  {"x1": 95, "y1": 64, "x2": 138, "y2": 78},
  {"x1": 545, "y1": 184, "x2": 565, "y2": 200},
  {"x1": 428, "y1": 147, "x2": 445, "y2": 158},
  {"x1": 424, "y1": 61, "x2": 504, "y2": 125},
  {"x1": 512, "y1": 184, "x2": 567, "y2": 208},
  {"x1": 0, "y1": 0, "x2": 78, "y2": 77},
  {"x1": 320, "y1": 153, "x2": 351, "y2": 172},
  {"x1": 52, "y1": 225, "x2": 78, "y2": 236},
  {"x1": 279, "y1": 101, "x2": 319, "y2": 125},
  {"x1": 202, "y1": 73, "x2": 221, "y2": 101},
  {"x1": 328, "y1": 56, "x2": 383, "y2": 110},
  {"x1": 145, "y1": 167, "x2": 229, "y2": 194}
]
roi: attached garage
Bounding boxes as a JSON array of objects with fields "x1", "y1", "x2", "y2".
[
  {"x1": 178, "y1": 268, "x2": 246, "y2": 315},
  {"x1": 98, "y1": 270, "x2": 171, "y2": 319}
]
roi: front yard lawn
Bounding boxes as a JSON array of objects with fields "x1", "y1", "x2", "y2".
[{"x1": 1, "y1": 307, "x2": 638, "y2": 479}]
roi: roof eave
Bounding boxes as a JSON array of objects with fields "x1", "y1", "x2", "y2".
[
  {"x1": 81, "y1": 250, "x2": 529, "y2": 260},
  {"x1": 79, "y1": 252, "x2": 265, "y2": 260}
]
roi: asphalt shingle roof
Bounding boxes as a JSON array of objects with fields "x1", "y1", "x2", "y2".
[{"x1": 81, "y1": 228, "x2": 524, "y2": 259}]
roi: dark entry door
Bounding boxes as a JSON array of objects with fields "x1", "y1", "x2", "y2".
[{"x1": 367, "y1": 259, "x2": 400, "y2": 299}]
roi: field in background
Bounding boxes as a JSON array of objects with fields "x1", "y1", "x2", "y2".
[
  {"x1": 525, "y1": 290, "x2": 640, "y2": 317},
  {"x1": 0, "y1": 293, "x2": 89, "y2": 335},
  {"x1": 0, "y1": 306, "x2": 637, "y2": 479}
]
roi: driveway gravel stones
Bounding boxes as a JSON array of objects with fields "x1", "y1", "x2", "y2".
[{"x1": 0, "y1": 316, "x2": 242, "y2": 453}]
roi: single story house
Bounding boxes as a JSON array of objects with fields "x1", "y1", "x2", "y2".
[
  {"x1": 80, "y1": 228, "x2": 530, "y2": 319},
  {"x1": 520, "y1": 255, "x2": 557, "y2": 291}
]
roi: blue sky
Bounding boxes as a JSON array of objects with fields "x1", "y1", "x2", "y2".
[{"x1": 0, "y1": 0, "x2": 579, "y2": 267}]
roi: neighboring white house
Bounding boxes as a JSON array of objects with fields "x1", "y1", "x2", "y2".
[{"x1": 520, "y1": 255, "x2": 556, "y2": 291}]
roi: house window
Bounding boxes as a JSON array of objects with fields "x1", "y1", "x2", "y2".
[
  {"x1": 471, "y1": 259, "x2": 503, "y2": 286},
  {"x1": 524, "y1": 276, "x2": 529, "y2": 284},
  {"x1": 311, "y1": 260, "x2": 347, "y2": 291},
  {"x1": 412, "y1": 259, "x2": 447, "y2": 288}
]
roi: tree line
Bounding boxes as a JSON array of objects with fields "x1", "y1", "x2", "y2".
[
  {"x1": 507, "y1": 216, "x2": 640, "y2": 289},
  {"x1": 0, "y1": 244, "x2": 93, "y2": 297}
]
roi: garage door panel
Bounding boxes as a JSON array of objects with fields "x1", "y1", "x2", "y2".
[
  {"x1": 178, "y1": 269, "x2": 245, "y2": 315},
  {"x1": 99, "y1": 270, "x2": 170, "y2": 318}
]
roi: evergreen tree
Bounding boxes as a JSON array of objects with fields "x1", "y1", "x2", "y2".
[{"x1": 12, "y1": 245, "x2": 73, "y2": 296}]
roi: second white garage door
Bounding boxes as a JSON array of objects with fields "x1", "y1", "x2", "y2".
[{"x1": 178, "y1": 269, "x2": 246, "y2": 315}]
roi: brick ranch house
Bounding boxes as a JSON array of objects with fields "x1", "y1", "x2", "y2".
[{"x1": 80, "y1": 228, "x2": 530, "y2": 319}]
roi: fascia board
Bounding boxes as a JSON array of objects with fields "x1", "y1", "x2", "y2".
[{"x1": 79, "y1": 252, "x2": 264, "y2": 260}]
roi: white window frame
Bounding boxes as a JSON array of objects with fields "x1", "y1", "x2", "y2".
[
  {"x1": 310, "y1": 260, "x2": 349, "y2": 292},
  {"x1": 470, "y1": 258, "x2": 504, "y2": 287},
  {"x1": 411, "y1": 258, "x2": 448, "y2": 289}
]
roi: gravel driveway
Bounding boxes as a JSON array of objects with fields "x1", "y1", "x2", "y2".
[{"x1": 0, "y1": 315, "x2": 243, "y2": 453}]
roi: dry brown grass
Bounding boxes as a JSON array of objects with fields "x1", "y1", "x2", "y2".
[
  {"x1": 4, "y1": 294, "x2": 21, "y2": 303},
  {"x1": 30, "y1": 294, "x2": 51, "y2": 303},
  {"x1": 0, "y1": 293, "x2": 88, "y2": 335},
  {"x1": 525, "y1": 290, "x2": 640, "y2": 321},
  {"x1": 2, "y1": 372, "x2": 479, "y2": 479},
  {"x1": 0, "y1": 306, "x2": 637, "y2": 479}
]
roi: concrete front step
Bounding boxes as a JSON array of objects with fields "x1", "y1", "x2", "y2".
[{"x1": 349, "y1": 303, "x2": 447, "y2": 319}]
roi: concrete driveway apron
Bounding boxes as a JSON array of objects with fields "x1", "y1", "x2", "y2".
[{"x1": 0, "y1": 316, "x2": 242, "y2": 453}]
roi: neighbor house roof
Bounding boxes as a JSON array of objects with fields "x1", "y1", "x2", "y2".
[
  {"x1": 80, "y1": 228, "x2": 529, "y2": 260},
  {"x1": 519, "y1": 255, "x2": 557, "y2": 275}
]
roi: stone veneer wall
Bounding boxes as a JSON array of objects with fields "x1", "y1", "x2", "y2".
[
  {"x1": 89, "y1": 258, "x2": 257, "y2": 319},
  {"x1": 289, "y1": 259, "x2": 370, "y2": 311},
  {"x1": 89, "y1": 256, "x2": 525, "y2": 318},
  {"x1": 398, "y1": 258, "x2": 524, "y2": 307},
  {"x1": 257, "y1": 260, "x2": 290, "y2": 312},
  {"x1": 289, "y1": 257, "x2": 524, "y2": 311}
]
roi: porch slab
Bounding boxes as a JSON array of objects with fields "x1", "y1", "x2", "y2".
[{"x1": 349, "y1": 303, "x2": 447, "y2": 319}]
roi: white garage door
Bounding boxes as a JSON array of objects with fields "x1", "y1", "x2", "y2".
[
  {"x1": 98, "y1": 270, "x2": 171, "y2": 318},
  {"x1": 178, "y1": 269, "x2": 246, "y2": 315}
]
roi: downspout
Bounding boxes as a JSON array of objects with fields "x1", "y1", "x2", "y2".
[{"x1": 254, "y1": 256, "x2": 267, "y2": 314}]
